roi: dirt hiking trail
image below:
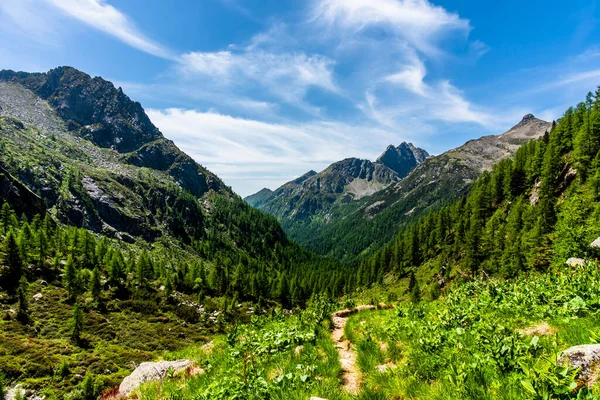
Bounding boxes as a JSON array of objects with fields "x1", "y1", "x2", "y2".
[{"x1": 330, "y1": 304, "x2": 393, "y2": 394}]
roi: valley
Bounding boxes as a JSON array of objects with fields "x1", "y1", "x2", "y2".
[{"x1": 0, "y1": 65, "x2": 600, "y2": 400}]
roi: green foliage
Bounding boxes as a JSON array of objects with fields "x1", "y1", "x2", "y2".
[
  {"x1": 347, "y1": 261, "x2": 600, "y2": 399},
  {"x1": 3, "y1": 229, "x2": 23, "y2": 294},
  {"x1": 16, "y1": 276, "x2": 29, "y2": 324},
  {"x1": 70, "y1": 302, "x2": 84, "y2": 345},
  {"x1": 361, "y1": 86, "x2": 600, "y2": 287},
  {"x1": 0, "y1": 372, "x2": 5, "y2": 400},
  {"x1": 137, "y1": 296, "x2": 341, "y2": 400}
]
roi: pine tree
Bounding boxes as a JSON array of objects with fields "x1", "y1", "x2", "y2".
[
  {"x1": 90, "y1": 267, "x2": 102, "y2": 300},
  {"x1": 17, "y1": 222, "x2": 33, "y2": 264},
  {"x1": 3, "y1": 229, "x2": 23, "y2": 295},
  {"x1": 16, "y1": 276, "x2": 29, "y2": 324},
  {"x1": 164, "y1": 273, "x2": 174, "y2": 298},
  {"x1": 63, "y1": 255, "x2": 79, "y2": 302},
  {"x1": 136, "y1": 251, "x2": 154, "y2": 290},
  {"x1": 36, "y1": 229, "x2": 48, "y2": 267},
  {"x1": 277, "y1": 272, "x2": 290, "y2": 308},
  {"x1": 70, "y1": 302, "x2": 84, "y2": 345},
  {"x1": 107, "y1": 250, "x2": 125, "y2": 285},
  {"x1": 408, "y1": 271, "x2": 420, "y2": 304}
]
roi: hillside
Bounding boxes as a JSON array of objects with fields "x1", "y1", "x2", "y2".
[
  {"x1": 245, "y1": 142, "x2": 428, "y2": 243},
  {"x1": 293, "y1": 114, "x2": 552, "y2": 261},
  {"x1": 0, "y1": 67, "x2": 349, "y2": 399},
  {"x1": 132, "y1": 86, "x2": 600, "y2": 400}
]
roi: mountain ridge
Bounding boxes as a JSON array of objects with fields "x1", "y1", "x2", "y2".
[
  {"x1": 244, "y1": 141, "x2": 429, "y2": 222},
  {"x1": 250, "y1": 114, "x2": 552, "y2": 261}
]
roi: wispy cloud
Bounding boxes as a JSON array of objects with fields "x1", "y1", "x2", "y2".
[
  {"x1": 177, "y1": 49, "x2": 339, "y2": 112},
  {"x1": 147, "y1": 108, "x2": 405, "y2": 196},
  {"x1": 45, "y1": 0, "x2": 172, "y2": 59},
  {"x1": 0, "y1": 0, "x2": 172, "y2": 58},
  {"x1": 311, "y1": 0, "x2": 472, "y2": 56}
]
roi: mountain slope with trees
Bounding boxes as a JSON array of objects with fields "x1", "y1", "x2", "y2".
[
  {"x1": 0, "y1": 66, "x2": 351, "y2": 398},
  {"x1": 293, "y1": 114, "x2": 551, "y2": 261},
  {"x1": 245, "y1": 142, "x2": 428, "y2": 249}
]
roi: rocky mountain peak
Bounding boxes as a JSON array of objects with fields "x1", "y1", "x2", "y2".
[
  {"x1": 521, "y1": 113, "x2": 535, "y2": 122},
  {"x1": 0, "y1": 66, "x2": 162, "y2": 153},
  {"x1": 376, "y1": 142, "x2": 429, "y2": 178}
]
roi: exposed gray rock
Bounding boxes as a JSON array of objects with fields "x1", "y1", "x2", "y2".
[
  {"x1": 591, "y1": 237, "x2": 600, "y2": 248},
  {"x1": 118, "y1": 359, "x2": 192, "y2": 395},
  {"x1": 5, "y1": 384, "x2": 45, "y2": 400},
  {"x1": 566, "y1": 258, "x2": 585, "y2": 267},
  {"x1": 32, "y1": 293, "x2": 42, "y2": 301},
  {"x1": 559, "y1": 344, "x2": 600, "y2": 388},
  {"x1": 5, "y1": 384, "x2": 25, "y2": 400}
]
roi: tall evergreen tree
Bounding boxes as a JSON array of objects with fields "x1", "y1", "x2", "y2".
[
  {"x1": 3, "y1": 229, "x2": 23, "y2": 295},
  {"x1": 16, "y1": 276, "x2": 29, "y2": 324},
  {"x1": 70, "y1": 302, "x2": 84, "y2": 345}
]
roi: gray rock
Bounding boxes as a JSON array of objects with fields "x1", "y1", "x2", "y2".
[
  {"x1": 559, "y1": 344, "x2": 600, "y2": 387},
  {"x1": 32, "y1": 293, "x2": 42, "y2": 301},
  {"x1": 566, "y1": 258, "x2": 585, "y2": 267},
  {"x1": 118, "y1": 359, "x2": 192, "y2": 395},
  {"x1": 5, "y1": 385, "x2": 25, "y2": 400},
  {"x1": 591, "y1": 237, "x2": 600, "y2": 248}
]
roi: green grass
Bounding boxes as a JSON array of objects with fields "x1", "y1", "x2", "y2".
[
  {"x1": 0, "y1": 281, "x2": 211, "y2": 399},
  {"x1": 344, "y1": 263, "x2": 600, "y2": 399}
]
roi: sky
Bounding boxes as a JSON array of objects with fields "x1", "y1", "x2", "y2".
[{"x1": 1, "y1": 1, "x2": 600, "y2": 196}]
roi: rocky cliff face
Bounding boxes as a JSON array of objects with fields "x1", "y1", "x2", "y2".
[
  {"x1": 0, "y1": 67, "x2": 235, "y2": 242},
  {"x1": 376, "y1": 142, "x2": 429, "y2": 178},
  {"x1": 0, "y1": 67, "x2": 223, "y2": 198},
  {"x1": 245, "y1": 142, "x2": 428, "y2": 223}
]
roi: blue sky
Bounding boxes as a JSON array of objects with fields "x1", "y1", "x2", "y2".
[{"x1": 1, "y1": 0, "x2": 599, "y2": 196}]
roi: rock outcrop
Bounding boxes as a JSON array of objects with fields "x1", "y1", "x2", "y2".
[
  {"x1": 559, "y1": 344, "x2": 600, "y2": 388},
  {"x1": 118, "y1": 360, "x2": 193, "y2": 396},
  {"x1": 566, "y1": 258, "x2": 585, "y2": 267}
]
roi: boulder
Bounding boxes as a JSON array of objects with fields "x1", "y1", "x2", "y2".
[
  {"x1": 559, "y1": 344, "x2": 600, "y2": 388},
  {"x1": 118, "y1": 359, "x2": 192, "y2": 395},
  {"x1": 566, "y1": 258, "x2": 585, "y2": 267},
  {"x1": 32, "y1": 293, "x2": 42, "y2": 301},
  {"x1": 591, "y1": 237, "x2": 600, "y2": 249},
  {"x1": 5, "y1": 385, "x2": 25, "y2": 400}
]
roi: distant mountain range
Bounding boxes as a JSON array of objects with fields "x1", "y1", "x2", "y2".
[
  {"x1": 246, "y1": 114, "x2": 552, "y2": 261},
  {"x1": 245, "y1": 142, "x2": 428, "y2": 221}
]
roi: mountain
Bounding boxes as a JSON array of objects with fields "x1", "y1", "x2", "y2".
[
  {"x1": 376, "y1": 142, "x2": 429, "y2": 177},
  {"x1": 272, "y1": 115, "x2": 552, "y2": 261},
  {"x1": 244, "y1": 187, "x2": 274, "y2": 208},
  {"x1": 0, "y1": 66, "x2": 354, "y2": 397},
  {"x1": 245, "y1": 142, "x2": 428, "y2": 229},
  {"x1": 0, "y1": 66, "x2": 344, "y2": 292}
]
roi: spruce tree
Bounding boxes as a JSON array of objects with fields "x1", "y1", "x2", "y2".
[
  {"x1": 3, "y1": 229, "x2": 23, "y2": 295},
  {"x1": 16, "y1": 276, "x2": 29, "y2": 324},
  {"x1": 70, "y1": 302, "x2": 83, "y2": 345},
  {"x1": 63, "y1": 255, "x2": 79, "y2": 302}
]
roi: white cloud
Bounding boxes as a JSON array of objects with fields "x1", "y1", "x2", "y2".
[
  {"x1": 178, "y1": 49, "x2": 339, "y2": 111},
  {"x1": 147, "y1": 108, "x2": 406, "y2": 196},
  {"x1": 541, "y1": 69, "x2": 600, "y2": 91},
  {"x1": 311, "y1": 0, "x2": 471, "y2": 56},
  {"x1": 44, "y1": 0, "x2": 172, "y2": 58},
  {"x1": 384, "y1": 52, "x2": 428, "y2": 96}
]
